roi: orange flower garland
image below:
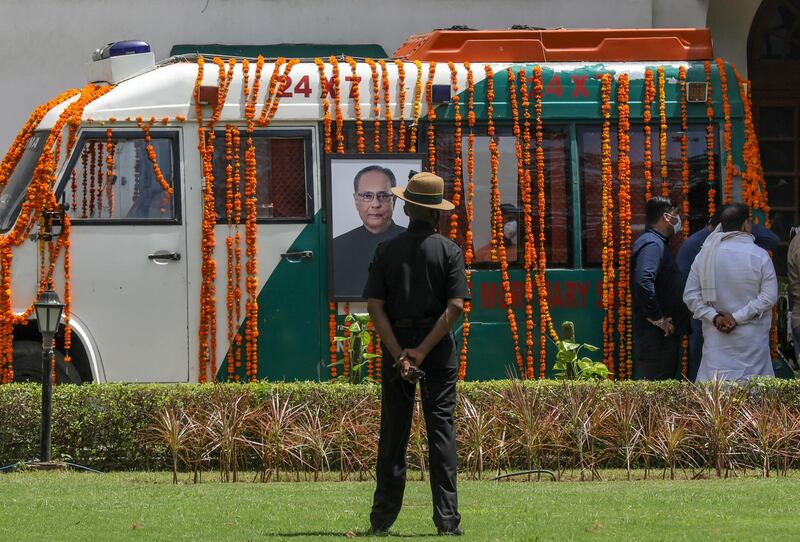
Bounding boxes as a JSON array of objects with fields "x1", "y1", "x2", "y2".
[
  {"x1": 367, "y1": 59, "x2": 381, "y2": 152},
  {"x1": 616, "y1": 74, "x2": 632, "y2": 379},
  {"x1": 600, "y1": 73, "x2": 616, "y2": 375},
  {"x1": 426, "y1": 62, "x2": 437, "y2": 172},
  {"x1": 0, "y1": 88, "x2": 80, "y2": 191},
  {"x1": 705, "y1": 61, "x2": 717, "y2": 217},
  {"x1": 458, "y1": 62, "x2": 475, "y2": 381},
  {"x1": 486, "y1": 64, "x2": 524, "y2": 376},
  {"x1": 409, "y1": 60, "x2": 424, "y2": 153},
  {"x1": 328, "y1": 302, "x2": 338, "y2": 378},
  {"x1": 225, "y1": 126, "x2": 236, "y2": 381},
  {"x1": 517, "y1": 69, "x2": 536, "y2": 379},
  {"x1": 380, "y1": 60, "x2": 394, "y2": 152},
  {"x1": 136, "y1": 118, "x2": 174, "y2": 212},
  {"x1": 105, "y1": 128, "x2": 115, "y2": 217},
  {"x1": 315, "y1": 58, "x2": 332, "y2": 153},
  {"x1": 679, "y1": 66, "x2": 690, "y2": 236},
  {"x1": 734, "y1": 67, "x2": 770, "y2": 222},
  {"x1": 346, "y1": 57, "x2": 365, "y2": 153},
  {"x1": 330, "y1": 56, "x2": 345, "y2": 154},
  {"x1": 395, "y1": 61, "x2": 407, "y2": 152},
  {"x1": 88, "y1": 142, "x2": 97, "y2": 217},
  {"x1": 643, "y1": 69, "x2": 655, "y2": 200},
  {"x1": 658, "y1": 67, "x2": 669, "y2": 198},
  {"x1": 532, "y1": 67, "x2": 559, "y2": 376},
  {"x1": 716, "y1": 58, "x2": 734, "y2": 205},
  {"x1": 448, "y1": 61, "x2": 462, "y2": 241},
  {"x1": 0, "y1": 83, "x2": 110, "y2": 382}
]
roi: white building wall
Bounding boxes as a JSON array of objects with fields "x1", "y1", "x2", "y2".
[
  {"x1": 0, "y1": 0, "x2": 716, "y2": 151},
  {"x1": 706, "y1": 0, "x2": 762, "y2": 76}
]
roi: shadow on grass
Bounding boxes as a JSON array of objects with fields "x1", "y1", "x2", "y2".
[{"x1": 263, "y1": 531, "x2": 439, "y2": 538}]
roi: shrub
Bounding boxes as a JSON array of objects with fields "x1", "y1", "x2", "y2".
[{"x1": 2, "y1": 378, "x2": 800, "y2": 479}]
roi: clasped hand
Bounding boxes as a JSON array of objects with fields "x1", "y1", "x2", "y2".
[
  {"x1": 713, "y1": 312, "x2": 737, "y2": 334},
  {"x1": 396, "y1": 348, "x2": 425, "y2": 382}
]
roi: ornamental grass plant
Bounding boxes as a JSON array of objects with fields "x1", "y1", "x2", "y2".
[{"x1": 5, "y1": 378, "x2": 800, "y2": 483}]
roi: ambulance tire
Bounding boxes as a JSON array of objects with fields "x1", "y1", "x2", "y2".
[{"x1": 11, "y1": 340, "x2": 82, "y2": 384}]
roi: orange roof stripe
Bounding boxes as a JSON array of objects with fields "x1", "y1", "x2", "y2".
[{"x1": 392, "y1": 28, "x2": 713, "y2": 62}]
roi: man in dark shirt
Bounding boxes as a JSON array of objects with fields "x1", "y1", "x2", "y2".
[
  {"x1": 364, "y1": 172, "x2": 470, "y2": 537},
  {"x1": 332, "y1": 165, "x2": 405, "y2": 297},
  {"x1": 632, "y1": 196, "x2": 689, "y2": 380},
  {"x1": 676, "y1": 207, "x2": 779, "y2": 381}
]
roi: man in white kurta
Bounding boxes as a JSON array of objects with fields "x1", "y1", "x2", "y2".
[{"x1": 683, "y1": 204, "x2": 778, "y2": 382}]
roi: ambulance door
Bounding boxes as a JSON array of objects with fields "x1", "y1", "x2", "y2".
[{"x1": 58, "y1": 129, "x2": 189, "y2": 382}]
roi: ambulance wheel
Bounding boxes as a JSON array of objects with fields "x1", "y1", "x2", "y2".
[{"x1": 11, "y1": 340, "x2": 82, "y2": 384}]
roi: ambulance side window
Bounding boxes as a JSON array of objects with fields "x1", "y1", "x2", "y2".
[
  {"x1": 210, "y1": 130, "x2": 311, "y2": 221},
  {"x1": 63, "y1": 132, "x2": 178, "y2": 222}
]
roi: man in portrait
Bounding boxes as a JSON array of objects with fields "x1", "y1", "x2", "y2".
[{"x1": 333, "y1": 165, "x2": 406, "y2": 297}]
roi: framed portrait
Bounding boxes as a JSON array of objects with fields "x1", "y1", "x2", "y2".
[{"x1": 326, "y1": 154, "x2": 424, "y2": 300}]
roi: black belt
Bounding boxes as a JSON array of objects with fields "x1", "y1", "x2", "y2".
[{"x1": 392, "y1": 317, "x2": 437, "y2": 329}]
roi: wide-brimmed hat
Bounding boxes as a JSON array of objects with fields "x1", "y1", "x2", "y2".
[{"x1": 391, "y1": 172, "x2": 455, "y2": 211}]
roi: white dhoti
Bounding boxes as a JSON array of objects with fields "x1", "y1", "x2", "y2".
[{"x1": 683, "y1": 235, "x2": 778, "y2": 382}]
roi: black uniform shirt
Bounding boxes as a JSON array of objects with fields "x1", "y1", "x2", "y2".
[{"x1": 363, "y1": 220, "x2": 471, "y2": 322}]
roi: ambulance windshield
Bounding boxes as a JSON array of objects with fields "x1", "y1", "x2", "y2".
[{"x1": 0, "y1": 131, "x2": 47, "y2": 231}]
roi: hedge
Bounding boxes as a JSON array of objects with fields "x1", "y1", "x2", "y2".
[{"x1": 2, "y1": 379, "x2": 800, "y2": 474}]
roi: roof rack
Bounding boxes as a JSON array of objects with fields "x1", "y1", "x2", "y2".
[{"x1": 393, "y1": 27, "x2": 713, "y2": 62}]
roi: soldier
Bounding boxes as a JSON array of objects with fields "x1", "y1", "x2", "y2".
[{"x1": 364, "y1": 172, "x2": 469, "y2": 537}]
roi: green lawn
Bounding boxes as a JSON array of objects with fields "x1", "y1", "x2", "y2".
[{"x1": 1, "y1": 472, "x2": 798, "y2": 541}]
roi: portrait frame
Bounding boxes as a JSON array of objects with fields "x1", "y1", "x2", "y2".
[{"x1": 326, "y1": 154, "x2": 425, "y2": 301}]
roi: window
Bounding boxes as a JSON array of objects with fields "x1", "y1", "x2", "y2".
[
  {"x1": 443, "y1": 126, "x2": 572, "y2": 267},
  {"x1": 0, "y1": 131, "x2": 47, "y2": 231},
  {"x1": 341, "y1": 122, "x2": 573, "y2": 267},
  {"x1": 63, "y1": 132, "x2": 178, "y2": 221},
  {"x1": 210, "y1": 130, "x2": 311, "y2": 221},
  {"x1": 579, "y1": 124, "x2": 719, "y2": 267}
]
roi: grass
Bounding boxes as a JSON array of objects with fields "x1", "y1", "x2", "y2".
[{"x1": 1, "y1": 471, "x2": 799, "y2": 541}]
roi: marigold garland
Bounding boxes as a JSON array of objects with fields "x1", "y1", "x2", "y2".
[
  {"x1": 448, "y1": 61, "x2": 462, "y2": 241},
  {"x1": 409, "y1": 60, "x2": 424, "y2": 153},
  {"x1": 425, "y1": 62, "x2": 437, "y2": 172},
  {"x1": 225, "y1": 125, "x2": 236, "y2": 381},
  {"x1": 705, "y1": 61, "x2": 717, "y2": 217},
  {"x1": 367, "y1": 59, "x2": 381, "y2": 152},
  {"x1": 459, "y1": 62, "x2": 475, "y2": 381},
  {"x1": 532, "y1": 67, "x2": 559, "y2": 376},
  {"x1": 518, "y1": 69, "x2": 535, "y2": 379},
  {"x1": 380, "y1": 60, "x2": 393, "y2": 152},
  {"x1": 105, "y1": 128, "x2": 115, "y2": 217},
  {"x1": 80, "y1": 148, "x2": 88, "y2": 218},
  {"x1": 315, "y1": 58, "x2": 332, "y2": 153},
  {"x1": 485, "y1": 64, "x2": 524, "y2": 376},
  {"x1": 88, "y1": 142, "x2": 97, "y2": 217},
  {"x1": 658, "y1": 67, "x2": 669, "y2": 198},
  {"x1": 733, "y1": 67, "x2": 770, "y2": 223},
  {"x1": 136, "y1": 118, "x2": 174, "y2": 212},
  {"x1": 395, "y1": 60, "x2": 407, "y2": 152},
  {"x1": 643, "y1": 69, "x2": 655, "y2": 200},
  {"x1": 328, "y1": 302, "x2": 338, "y2": 378},
  {"x1": 0, "y1": 89, "x2": 80, "y2": 192},
  {"x1": 679, "y1": 66, "x2": 690, "y2": 236},
  {"x1": 330, "y1": 57, "x2": 345, "y2": 154},
  {"x1": 616, "y1": 74, "x2": 632, "y2": 379},
  {"x1": 716, "y1": 58, "x2": 734, "y2": 205},
  {"x1": 600, "y1": 73, "x2": 616, "y2": 375},
  {"x1": 346, "y1": 57, "x2": 365, "y2": 153},
  {"x1": 0, "y1": 83, "x2": 111, "y2": 382}
]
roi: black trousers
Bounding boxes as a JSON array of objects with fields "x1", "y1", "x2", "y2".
[
  {"x1": 370, "y1": 329, "x2": 460, "y2": 531},
  {"x1": 634, "y1": 323, "x2": 680, "y2": 380}
]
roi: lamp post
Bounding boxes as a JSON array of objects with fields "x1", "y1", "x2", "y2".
[{"x1": 34, "y1": 289, "x2": 64, "y2": 463}]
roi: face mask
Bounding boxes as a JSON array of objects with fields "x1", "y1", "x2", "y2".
[{"x1": 666, "y1": 213, "x2": 682, "y2": 235}]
